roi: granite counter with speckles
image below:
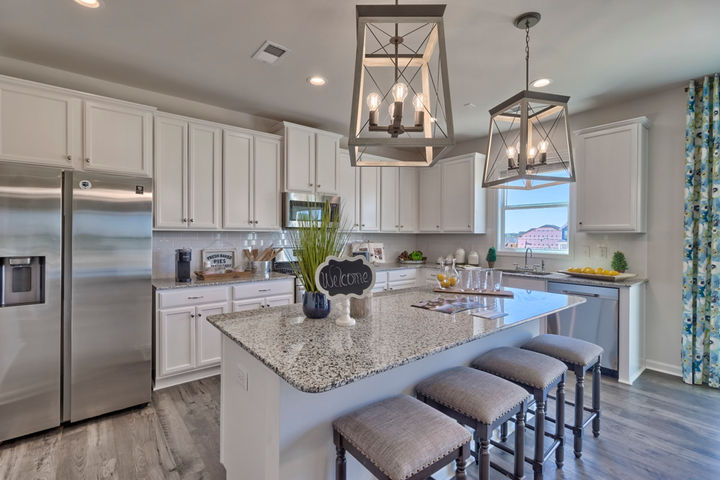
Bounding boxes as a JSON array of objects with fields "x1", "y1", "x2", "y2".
[
  {"x1": 152, "y1": 271, "x2": 294, "y2": 290},
  {"x1": 207, "y1": 287, "x2": 584, "y2": 393}
]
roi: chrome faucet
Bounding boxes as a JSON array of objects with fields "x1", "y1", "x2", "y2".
[{"x1": 524, "y1": 248, "x2": 533, "y2": 269}]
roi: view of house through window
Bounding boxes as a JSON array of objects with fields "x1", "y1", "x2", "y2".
[{"x1": 499, "y1": 181, "x2": 570, "y2": 254}]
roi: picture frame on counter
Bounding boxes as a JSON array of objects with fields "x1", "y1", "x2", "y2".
[{"x1": 201, "y1": 249, "x2": 238, "y2": 270}]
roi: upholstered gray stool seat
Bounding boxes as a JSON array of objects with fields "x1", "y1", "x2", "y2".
[
  {"x1": 332, "y1": 395, "x2": 472, "y2": 480},
  {"x1": 523, "y1": 334, "x2": 604, "y2": 367},
  {"x1": 472, "y1": 347, "x2": 568, "y2": 480},
  {"x1": 415, "y1": 367, "x2": 529, "y2": 480},
  {"x1": 471, "y1": 346, "x2": 567, "y2": 390},
  {"x1": 522, "y1": 334, "x2": 604, "y2": 460}
]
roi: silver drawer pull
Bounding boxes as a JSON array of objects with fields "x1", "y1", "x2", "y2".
[
  {"x1": 258, "y1": 288, "x2": 271, "y2": 292},
  {"x1": 561, "y1": 290, "x2": 600, "y2": 298},
  {"x1": 187, "y1": 295, "x2": 204, "y2": 300},
  {"x1": 399, "y1": 274, "x2": 407, "y2": 277}
]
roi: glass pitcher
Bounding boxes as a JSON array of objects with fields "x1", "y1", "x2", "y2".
[{"x1": 437, "y1": 258, "x2": 459, "y2": 290}]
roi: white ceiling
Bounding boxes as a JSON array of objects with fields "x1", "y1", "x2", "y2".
[{"x1": 0, "y1": 0, "x2": 717, "y2": 140}]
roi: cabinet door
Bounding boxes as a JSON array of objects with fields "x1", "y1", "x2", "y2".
[
  {"x1": 336, "y1": 150, "x2": 358, "y2": 229},
  {"x1": 0, "y1": 84, "x2": 79, "y2": 167},
  {"x1": 254, "y1": 136, "x2": 282, "y2": 230},
  {"x1": 419, "y1": 167, "x2": 442, "y2": 232},
  {"x1": 266, "y1": 294, "x2": 293, "y2": 307},
  {"x1": 158, "y1": 306, "x2": 195, "y2": 377},
  {"x1": 196, "y1": 302, "x2": 227, "y2": 367},
  {"x1": 285, "y1": 126, "x2": 315, "y2": 192},
  {"x1": 232, "y1": 298, "x2": 265, "y2": 311},
  {"x1": 84, "y1": 100, "x2": 152, "y2": 176},
  {"x1": 380, "y1": 167, "x2": 399, "y2": 232},
  {"x1": 372, "y1": 272, "x2": 388, "y2": 294},
  {"x1": 502, "y1": 276, "x2": 546, "y2": 292},
  {"x1": 154, "y1": 116, "x2": 188, "y2": 228},
  {"x1": 315, "y1": 133, "x2": 338, "y2": 194},
  {"x1": 577, "y1": 125, "x2": 640, "y2": 232},
  {"x1": 188, "y1": 123, "x2": 221, "y2": 229},
  {"x1": 442, "y1": 157, "x2": 474, "y2": 232},
  {"x1": 222, "y1": 130, "x2": 253, "y2": 229},
  {"x1": 398, "y1": 168, "x2": 419, "y2": 232},
  {"x1": 359, "y1": 167, "x2": 380, "y2": 231}
]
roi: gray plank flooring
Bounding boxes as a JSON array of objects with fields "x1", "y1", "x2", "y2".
[{"x1": 1, "y1": 371, "x2": 719, "y2": 479}]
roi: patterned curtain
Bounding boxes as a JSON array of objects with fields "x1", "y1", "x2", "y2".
[{"x1": 682, "y1": 74, "x2": 720, "y2": 387}]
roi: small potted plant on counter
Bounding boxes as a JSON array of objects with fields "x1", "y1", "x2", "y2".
[
  {"x1": 289, "y1": 202, "x2": 351, "y2": 319},
  {"x1": 486, "y1": 247, "x2": 497, "y2": 268},
  {"x1": 611, "y1": 251, "x2": 628, "y2": 273}
]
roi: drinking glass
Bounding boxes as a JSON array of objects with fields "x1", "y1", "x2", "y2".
[
  {"x1": 473, "y1": 268, "x2": 489, "y2": 291},
  {"x1": 489, "y1": 269, "x2": 503, "y2": 291}
]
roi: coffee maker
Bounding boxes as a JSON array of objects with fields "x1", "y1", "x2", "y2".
[{"x1": 175, "y1": 248, "x2": 192, "y2": 283}]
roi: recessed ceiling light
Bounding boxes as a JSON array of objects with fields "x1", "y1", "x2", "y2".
[
  {"x1": 74, "y1": 0, "x2": 101, "y2": 8},
  {"x1": 531, "y1": 78, "x2": 552, "y2": 88},
  {"x1": 307, "y1": 76, "x2": 327, "y2": 86}
]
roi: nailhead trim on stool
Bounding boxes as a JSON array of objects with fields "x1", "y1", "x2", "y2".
[
  {"x1": 472, "y1": 347, "x2": 568, "y2": 480},
  {"x1": 332, "y1": 395, "x2": 471, "y2": 480},
  {"x1": 415, "y1": 366, "x2": 530, "y2": 480},
  {"x1": 522, "y1": 334, "x2": 603, "y2": 459}
]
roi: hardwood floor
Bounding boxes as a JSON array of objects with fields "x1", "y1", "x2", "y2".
[{"x1": 1, "y1": 371, "x2": 719, "y2": 479}]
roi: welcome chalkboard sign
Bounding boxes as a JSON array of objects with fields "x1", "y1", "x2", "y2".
[{"x1": 315, "y1": 256, "x2": 375, "y2": 299}]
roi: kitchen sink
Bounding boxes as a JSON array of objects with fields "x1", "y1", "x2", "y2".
[{"x1": 498, "y1": 268, "x2": 554, "y2": 276}]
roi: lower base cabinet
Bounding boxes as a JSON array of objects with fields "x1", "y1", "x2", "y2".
[{"x1": 154, "y1": 278, "x2": 294, "y2": 389}]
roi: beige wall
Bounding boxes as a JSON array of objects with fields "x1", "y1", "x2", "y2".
[{"x1": 418, "y1": 84, "x2": 687, "y2": 374}]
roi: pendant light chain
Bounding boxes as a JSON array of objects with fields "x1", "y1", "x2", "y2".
[
  {"x1": 394, "y1": 0, "x2": 399, "y2": 83},
  {"x1": 525, "y1": 20, "x2": 530, "y2": 91}
]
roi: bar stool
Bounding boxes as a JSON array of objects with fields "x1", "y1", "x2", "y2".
[
  {"x1": 472, "y1": 347, "x2": 567, "y2": 480},
  {"x1": 332, "y1": 395, "x2": 472, "y2": 480},
  {"x1": 415, "y1": 366, "x2": 529, "y2": 480},
  {"x1": 522, "y1": 334, "x2": 603, "y2": 459}
]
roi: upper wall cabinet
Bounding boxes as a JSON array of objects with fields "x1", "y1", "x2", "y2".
[
  {"x1": 274, "y1": 122, "x2": 341, "y2": 195},
  {"x1": 420, "y1": 153, "x2": 486, "y2": 233},
  {"x1": 380, "y1": 166, "x2": 419, "y2": 233},
  {"x1": 336, "y1": 150, "x2": 359, "y2": 229},
  {"x1": 0, "y1": 82, "x2": 80, "y2": 168},
  {"x1": 154, "y1": 114, "x2": 221, "y2": 230},
  {"x1": 84, "y1": 99, "x2": 154, "y2": 177},
  {"x1": 223, "y1": 128, "x2": 282, "y2": 231},
  {"x1": 575, "y1": 117, "x2": 648, "y2": 233}
]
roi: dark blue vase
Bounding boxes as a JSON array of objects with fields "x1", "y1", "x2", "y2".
[{"x1": 302, "y1": 291, "x2": 331, "y2": 319}]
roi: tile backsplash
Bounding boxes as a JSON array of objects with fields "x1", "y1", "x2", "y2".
[{"x1": 152, "y1": 230, "x2": 417, "y2": 278}]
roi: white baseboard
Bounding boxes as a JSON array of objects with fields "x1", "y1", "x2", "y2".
[
  {"x1": 154, "y1": 365, "x2": 221, "y2": 391},
  {"x1": 645, "y1": 359, "x2": 682, "y2": 377}
]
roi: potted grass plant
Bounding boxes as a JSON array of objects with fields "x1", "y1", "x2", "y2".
[{"x1": 289, "y1": 201, "x2": 351, "y2": 319}]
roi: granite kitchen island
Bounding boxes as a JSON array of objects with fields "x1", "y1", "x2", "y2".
[{"x1": 208, "y1": 287, "x2": 584, "y2": 480}]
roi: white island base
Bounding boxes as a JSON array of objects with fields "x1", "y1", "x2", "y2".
[{"x1": 219, "y1": 321, "x2": 540, "y2": 480}]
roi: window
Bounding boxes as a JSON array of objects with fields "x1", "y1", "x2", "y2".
[{"x1": 498, "y1": 181, "x2": 570, "y2": 254}]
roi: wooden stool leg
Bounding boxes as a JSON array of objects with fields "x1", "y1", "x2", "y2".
[
  {"x1": 574, "y1": 366, "x2": 585, "y2": 459},
  {"x1": 533, "y1": 392, "x2": 545, "y2": 480},
  {"x1": 555, "y1": 377, "x2": 565, "y2": 468},
  {"x1": 480, "y1": 436, "x2": 490, "y2": 480},
  {"x1": 592, "y1": 360, "x2": 601, "y2": 438},
  {"x1": 456, "y1": 444, "x2": 468, "y2": 480},
  {"x1": 501, "y1": 421, "x2": 509, "y2": 442},
  {"x1": 514, "y1": 407, "x2": 525, "y2": 480},
  {"x1": 335, "y1": 446, "x2": 346, "y2": 480}
]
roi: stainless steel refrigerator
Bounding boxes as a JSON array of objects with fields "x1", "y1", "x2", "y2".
[{"x1": 0, "y1": 163, "x2": 152, "y2": 442}]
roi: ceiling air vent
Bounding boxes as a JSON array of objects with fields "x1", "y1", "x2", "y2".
[{"x1": 252, "y1": 41, "x2": 290, "y2": 64}]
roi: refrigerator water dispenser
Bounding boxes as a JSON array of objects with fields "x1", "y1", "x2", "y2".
[{"x1": 0, "y1": 256, "x2": 45, "y2": 306}]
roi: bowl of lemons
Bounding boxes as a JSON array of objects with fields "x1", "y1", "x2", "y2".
[{"x1": 564, "y1": 267, "x2": 621, "y2": 277}]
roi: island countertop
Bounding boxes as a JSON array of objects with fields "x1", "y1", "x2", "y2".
[{"x1": 207, "y1": 287, "x2": 584, "y2": 393}]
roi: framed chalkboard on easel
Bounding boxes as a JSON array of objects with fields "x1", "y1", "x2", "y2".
[{"x1": 315, "y1": 256, "x2": 375, "y2": 326}]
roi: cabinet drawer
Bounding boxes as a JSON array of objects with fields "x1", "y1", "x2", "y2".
[
  {"x1": 158, "y1": 286, "x2": 229, "y2": 309},
  {"x1": 388, "y1": 280, "x2": 415, "y2": 291},
  {"x1": 387, "y1": 269, "x2": 417, "y2": 282},
  {"x1": 233, "y1": 279, "x2": 293, "y2": 300}
]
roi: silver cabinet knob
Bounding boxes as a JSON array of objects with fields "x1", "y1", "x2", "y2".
[
  {"x1": 317, "y1": 184, "x2": 321, "y2": 188},
  {"x1": 190, "y1": 314, "x2": 195, "y2": 318},
  {"x1": 85, "y1": 158, "x2": 91, "y2": 164},
  {"x1": 400, "y1": 225, "x2": 404, "y2": 228},
  {"x1": 197, "y1": 313, "x2": 202, "y2": 317},
  {"x1": 189, "y1": 218, "x2": 194, "y2": 223},
  {"x1": 436, "y1": 225, "x2": 440, "y2": 228},
  {"x1": 468, "y1": 224, "x2": 471, "y2": 228},
  {"x1": 66, "y1": 155, "x2": 72, "y2": 161},
  {"x1": 248, "y1": 220, "x2": 253, "y2": 224},
  {"x1": 309, "y1": 183, "x2": 314, "y2": 186},
  {"x1": 254, "y1": 220, "x2": 258, "y2": 224},
  {"x1": 361, "y1": 224, "x2": 365, "y2": 227},
  {"x1": 182, "y1": 218, "x2": 187, "y2": 222}
]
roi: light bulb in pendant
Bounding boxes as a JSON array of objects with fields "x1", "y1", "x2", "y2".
[
  {"x1": 413, "y1": 93, "x2": 426, "y2": 111},
  {"x1": 391, "y1": 82, "x2": 409, "y2": 102},
  {"x1": 539, "y1": 140, "x2": 548, "y2": 153},
  {"x1": 366, "y1": 92, "x2": 381, "y2": 112},
  {"x1": 507, "y1": 146, "x2": 516, "y2": 157}
]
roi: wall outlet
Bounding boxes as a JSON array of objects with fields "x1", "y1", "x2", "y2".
[{"x1": 598, "y1": 245, "x2": 608, "y2": 258}]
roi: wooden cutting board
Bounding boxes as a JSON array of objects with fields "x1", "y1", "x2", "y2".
[{"x1": 556, "y1": 270, "x2": 637, "y2": 282}]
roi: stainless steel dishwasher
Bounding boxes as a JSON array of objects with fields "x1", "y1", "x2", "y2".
[{"x1": 546, "y1": 281, "x2": 619, "y2": 376}]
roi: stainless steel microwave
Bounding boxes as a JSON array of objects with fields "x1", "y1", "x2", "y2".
[{"x1": 282, "y1": 192, "x2": 341, "y2": 228}]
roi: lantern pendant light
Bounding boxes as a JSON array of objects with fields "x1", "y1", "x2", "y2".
[
  {"x1": 482, "y1": 12, "x2": 576, "y2": 189},
  {"x1": 348, "y1": 1, "x2": 455, "y2": 167}
]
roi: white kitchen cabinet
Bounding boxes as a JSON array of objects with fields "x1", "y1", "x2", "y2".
[
  {"x1": 380, "y1": 167, "x2": 399, "y2": 232},
  {"x1": 502, "y1": 275, "x2": 546, "y2": 292},
  {"x1": 223, "y1": 128, "x2": 282, "y2": 230},
  {"x1": 419, "y1": 165, "x2": 443, "y2": 232},
  {"x1": 441, "y1": 153, "x2": 486, "y2": 233},
  {"x1": 266, "y1": 294, "x2": 293, "y2": 307},
  {"x1": 575, "y1": 117, "x2": 648, "y2": 233},
  {"x1": 0, "y1": 82, "x2": 80, "y2": 167},
  {"x1": 84, "y1": 99, "x2": 153, "y2": 177},
  {"x1": 195, "y1": 302, "x2": 227, "y2": 367},
  {"x1": 336, "y1": 150, "x2": 359, "y2": 229},
  {"x1": 275, "y1": 122, "x2": 341, "y2": 194},
  {"x1": 158, "y1": 306, "x2": 196, "y2": 378},
  {"x1": 398, "y1": 168, "x2": 419, "y2": 232},
  {"x1": 154, "y1": 113, "x2": 221, "y2": 230},
  {"x1": 372, "y1": 271, "x2": 388, "y2": 294},
  {"x1": 359, "y1": 166, "x2": 380, "y2": 231},
  {"x1": 372, "y1": 269, "x2": 417, "y2": 293}
]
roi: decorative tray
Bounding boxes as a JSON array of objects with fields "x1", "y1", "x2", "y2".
[
  {"x1": 433, "y1": 287, "x2": 514, "y2": 297},
  {"x1": 194, "y1": 270, "x2": 252, "y2": 281},
  {"x1": 556, "y1": 270, "x2": 637, "y2": 282},
  {"x1": 398, "y1": 259, "x2": 427, "y2": 264}
]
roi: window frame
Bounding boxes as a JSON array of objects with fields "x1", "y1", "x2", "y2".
[{"x1": 497, "y1": 186, "x2": 571, "y2": 256}]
